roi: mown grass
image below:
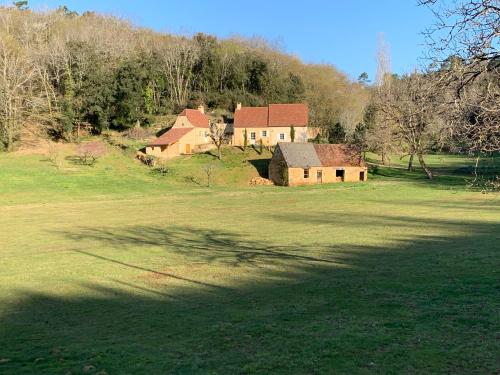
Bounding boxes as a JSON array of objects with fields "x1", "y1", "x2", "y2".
[{"x1": 0, "y1": 144, "x2": 498, "y2": 374}]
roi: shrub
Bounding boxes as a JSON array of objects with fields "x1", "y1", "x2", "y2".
[
  {"x1": 77, "y1": 141, "x2": 107, "y2": 166},
  {"x1": 47, "y1": 142, "x2": 63, "y2": 170}
]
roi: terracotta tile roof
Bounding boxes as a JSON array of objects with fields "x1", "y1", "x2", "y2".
[
  {"x1": 313, "y1": 144, "x2": 366, "y2": 167},
  {"x1": 148, "y1": 127, "x2": 192, "y2": 146},
  {"x1": 276, "y1": 143, "x2": 365, "y2": 168},
  {"x1": 233, "y1": 107, "x2": 268, "y2": 128},
  {"x1": 268, "y1": 104, "x2": 308, "y2": 127},
  {"x1": 234, "y1": 103, "x2": 308, "y2": 128},
  {"x1": 179, "y1": 109, "x2": 209, "y2": 128}
]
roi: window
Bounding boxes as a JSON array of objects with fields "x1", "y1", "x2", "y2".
[
  {"x1": 304, "y1": 168, "x2": 309, "y2": 178},
  {"x1": 279, "y1": 133, "x2": 285, "y2": 140},
  {"x1": 199, "y1": 131, "x2": 204, "y2": 136},
  {"x1": 261, "y1": 130, "x2": 267, "y2": 137},
  {"x1": 250, "y1": 132, "x2": 256, "y2": 140}
]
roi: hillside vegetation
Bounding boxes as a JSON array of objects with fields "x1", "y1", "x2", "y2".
[{"x1": 0, "y1": 5, "x2": 368, "y2": 151}]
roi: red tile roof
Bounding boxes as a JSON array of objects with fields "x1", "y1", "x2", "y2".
[
  {"x1": 148, "y1": 127, "x2": 192, "y2": 146},
  {"x1": 233, "y1": 107, "x2": 268, "y2": 128},
  {"x1": 268, "y1": 104, "x2": 308, "y2": 127},
  {"x1": 233, "y1": 103, "x2": 308, "y2": 128},
  {"x1": 313, "y1": 144, "x2": 366, "y2": 167},
  {"x1": 179, "y1": 109, "x2": 209, "y2": 128}
]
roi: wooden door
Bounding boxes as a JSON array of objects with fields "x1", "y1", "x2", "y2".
[
  {"x1": 185, "y1": 144, "x2": 191, "y2": 154},
  {"x1": 317, "y1": 170, "x2": 323, "y2": 183}
]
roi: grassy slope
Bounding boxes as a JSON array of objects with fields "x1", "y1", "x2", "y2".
[{"x1": 0, "y1": 145, "x2": 499, "y2": 374}]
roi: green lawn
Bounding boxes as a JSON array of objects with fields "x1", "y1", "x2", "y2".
[{"x1": 0, "y1": 145, "x2": 499, "y2": 374}]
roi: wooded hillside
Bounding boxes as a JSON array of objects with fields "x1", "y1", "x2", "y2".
[{"x1": 0, "y1": 5, "x2": 368, "y2": 150}]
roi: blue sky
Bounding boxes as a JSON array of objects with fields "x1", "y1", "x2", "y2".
[{"x1": 23, "y1": 0, "x2": 434, "y2": 81}]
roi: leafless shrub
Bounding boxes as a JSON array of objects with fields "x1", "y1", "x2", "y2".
[
  {"x1": 203, "y1": 162, "x2": 216, "y2": 187},
  {"x1": 77, "y1": 140, "x2": 106, "y2": 166},
  {"x1": 47, "y1": 142, "x2": 63, "y2": 170}
]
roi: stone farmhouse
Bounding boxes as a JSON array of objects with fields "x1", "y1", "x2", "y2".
[
  {"x1": 269, "y1": 143, "x2": 368, "y2": 186},
  {"x1": 145, "y1": 105, "x2": 212, "y2": 158},
  {"x1": 232, "y1": 103, "x2": 308, "y2": 146}
]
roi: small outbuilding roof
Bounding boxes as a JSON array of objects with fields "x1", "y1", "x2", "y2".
[
  {"x1": 148, "y1": 127, "x2": 192, "y2": 146},
  {"x1": 278, "y1": 143, "x2": 321, "y2": 167},
  {"x1": 276, "y1": 143, "x2": 366, "y2": 168}
]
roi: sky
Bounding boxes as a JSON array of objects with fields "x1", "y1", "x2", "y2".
[{"x1": 22, "y1": 0, "x2": 435, "y2": 81}]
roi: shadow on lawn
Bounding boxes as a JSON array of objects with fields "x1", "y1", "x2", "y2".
[
  {"x1": 369, "y1": 164, "x2": 471, "y2": 190},
  {"x1": 0, "y1": 218, "x2": 499, "y2": 374}
]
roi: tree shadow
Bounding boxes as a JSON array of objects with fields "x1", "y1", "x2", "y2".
[
  {"x1": 248, "y1": 158, "x2": 270, "y2": 178},
  {"x1": 0, "y1": 219, "x2": 498, "y2": 374},
  {"x1": 369, "y1": 164, "x2": 471, "y2": 190}
]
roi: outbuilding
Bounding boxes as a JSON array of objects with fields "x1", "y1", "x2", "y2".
[{"x1": 269, "y1": 143, "x2": 368, "y2": 186}]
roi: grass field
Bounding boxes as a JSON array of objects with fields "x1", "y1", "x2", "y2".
[{"x1": 0, "y1": 144, "x2": 499, "y2": 374}]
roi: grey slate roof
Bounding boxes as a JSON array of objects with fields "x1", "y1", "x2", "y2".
[
  {"x1": 278, "y1": 142, "x2": 322, "y2": 168},
  {"x1": 276, "y1": 142, "x2": 366, "y2": 168}
]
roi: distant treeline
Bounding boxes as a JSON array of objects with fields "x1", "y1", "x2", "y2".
[{"x1": 0, "y1": 5, "x2": 368, "y2": 150}]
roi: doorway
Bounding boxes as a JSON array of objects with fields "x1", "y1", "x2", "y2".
[
  {"x1": 185, "y1": 144, "x2": 191, "y2": 154},
  {"x1": 336, "y1": 169, "x2": 345, "y2": 182},
  {"x1": 360, "y1": 171, "x2": 365, "y2": 181},
  {"x1": 317, "y1": 170, "x2": 323, "y2": 183}
]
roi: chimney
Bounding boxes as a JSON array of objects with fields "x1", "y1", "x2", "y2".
[
  {"x1": 198, "y1": 105, "x2": 205, "y2": 114},
  {"x1": 236, "y1": 102, "x2": 242, "y2": 111}
]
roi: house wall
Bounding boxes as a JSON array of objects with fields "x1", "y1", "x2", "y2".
[
  {"x1": 268, "y1": 147, "x2": 287, "y2": 185},
  {"x1": 232, "y1": 126, "x2": 308, "y2": 146},
  {"x1": 145, "y1": 143, "x2": 181, "y2": 158},
  {"x1": 172, "y1": 116, "x2": 210, "y2": 147},
  {"x1": 287, "y1": 166, "x2": 368, "y2": 186}
]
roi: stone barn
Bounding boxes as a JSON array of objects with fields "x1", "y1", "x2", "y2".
[{"x1": 269, "y1": 143, "x2": 368, "y2": 186}]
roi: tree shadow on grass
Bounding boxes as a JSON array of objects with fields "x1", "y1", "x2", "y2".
[
  {"x1": 0, "y1": 218, "x2": 498, "y2": 374},
  {"x1": 370, "y1": 164, "x2": 470, "y2": 190}
]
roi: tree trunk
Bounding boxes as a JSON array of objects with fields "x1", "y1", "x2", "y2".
[
  {"x1": 217, "y1": 145, "x2": 222, "y2": 160},
  {"x1": 381, "y1": 152, "x2": 387, "y2": 165},
  {"x1": 417, "y1": 152, "x2": 433, "y2": 179},
  {"x1": 407, "y1": 153, "x2": 415, "y2": 171}
]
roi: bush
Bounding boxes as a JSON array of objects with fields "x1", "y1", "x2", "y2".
[
  {"x1": 77, "y1": 141, "x2": 107, "y2": 166},
  {"x1": 47, "y1": 142, "x2": 63, "y2": 170}
]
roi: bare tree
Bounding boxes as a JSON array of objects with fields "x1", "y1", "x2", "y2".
[
  {"x1": 419, "y1": 0, "x2": 499, "y2": 182},
  {"x1": 208, "y1": 121, "x2": 230, "y2": 160},
  {"x1": 375, "y1": 33, "x2": 392, "y2": 87},
  {"x1": 159, "y1": 38, "x2": 199, "y2": 108},
  {"x1": 203, "y1": 161, "x2": 215, "y2": 187},
  {"x1": 419, "y1": 0, "x2": 499, "y2": 66},
  {"x1": 375, "y1": 72, "x2": 444, "y2": 179},
  {"x1": 0, "y1": 33, "x2": 36, "y2": 151}
]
